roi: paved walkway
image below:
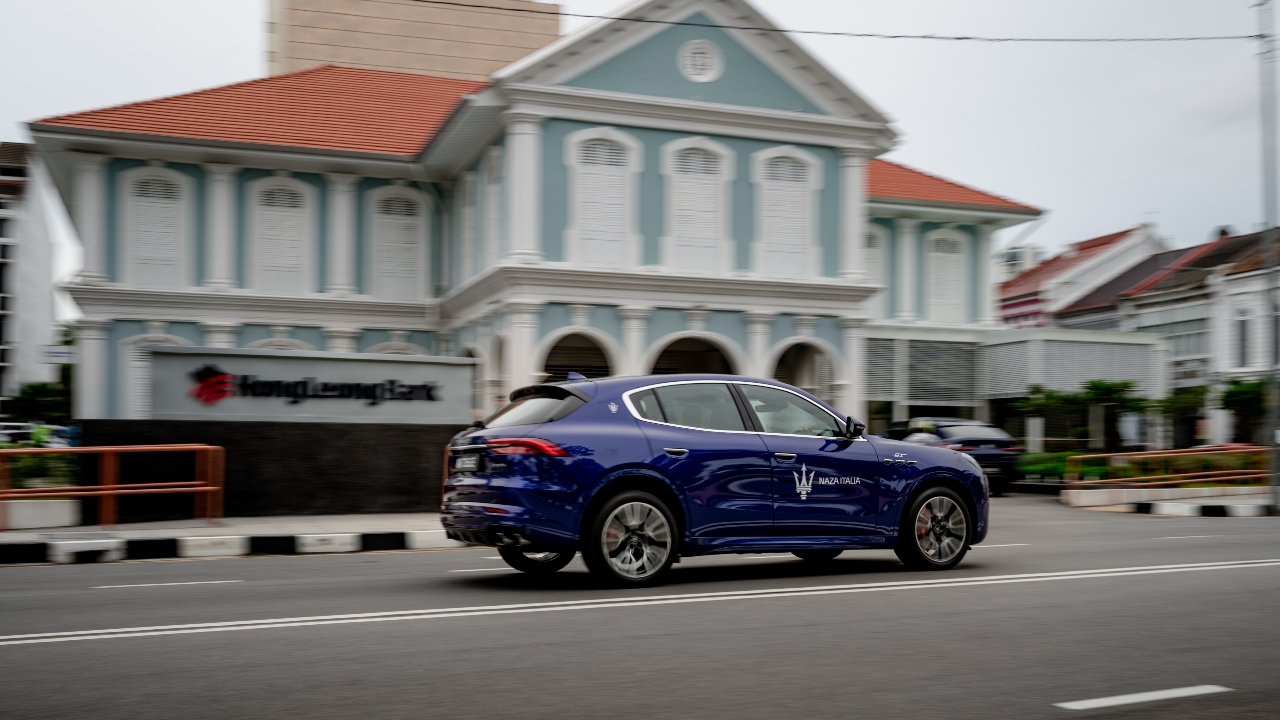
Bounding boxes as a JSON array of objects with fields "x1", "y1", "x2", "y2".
[{"x1": 0, "y1": 512, "x2": 456, "y2": 545}]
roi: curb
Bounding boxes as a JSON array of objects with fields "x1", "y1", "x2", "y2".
[
  {"x1": 0, "y1": 530, "x2": 455, "y2": 565},
  {"x1": 1132, "y1": 502, "x2": 1280, "y2": 518}
]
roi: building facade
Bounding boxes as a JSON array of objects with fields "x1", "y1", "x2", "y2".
[
  {"x1": 32, "y1": 0, "x2": 1163, "y2": 433},
  {"x1": 0, "y1": 143, "x2": 57, "y2": 405}
]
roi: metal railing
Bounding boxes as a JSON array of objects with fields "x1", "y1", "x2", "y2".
[
  {"x1": 1064, "y1": 446, "x2": 1269, "y2": 488},
  {"x1": 0, "y1": 445, "x2": 225, "y2": 531}
]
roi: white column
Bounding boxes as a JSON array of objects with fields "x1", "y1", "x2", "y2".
[
  {"x1": 202, "y1": 164, "x2": 238, "y2": 288},
  {"x1": 839, "y1": 149, "x2": 868, "y2": 282},
  {"x1": 199, "y1": 322, "x2": 241, "y2": 348},
  {"x1": 894, "y1": 218, "x2": 920, "y2": 321},
  {"x1": 746, "y1": 311, "x2": 774, "y2": 377},
  {"x1": 504, "y1": 112, "x2": 544, "y2": 264},
  {"x1": 976, "y1": 223, "x2": 998, "y2": 326},
  {"x1": 74, "y1": 318, "x2": 110, "y2": 419},
  {"x1": 503, "y1": 300, "x2": 544, "y2": 391},
  {"x1": 569, "y1": 304, "x2": 592, "y2": 327},
  {"x1": 841, "y1": 316, "x2": 867, "y2": 422},
  {"x1": 324, "y1": 173, "x2": 357, "y2": 295},
  {"x1": 686, "y1": 308, "x2": 709, "y2": 333},
  {"x1": 73, "y1": 154, "x2": 109, "y2": 283},
  {"x1": 323, "y1": 328, "x2": 361, "y2": 353},
  {"x1": 619, "y1": 306, "x2": 651, "y2": 375},
  {"x1": 795, "y1": 315, "x2": 817, "y2": 337}
]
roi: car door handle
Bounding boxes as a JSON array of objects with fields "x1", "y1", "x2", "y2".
[
  {"x1": 774, "y1": 453, "x2": 797, "y2": 461},
  {"x1": 664, "y1": 448, "x2": 689, "y2": 457}
]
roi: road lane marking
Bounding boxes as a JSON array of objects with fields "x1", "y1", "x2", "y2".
[
  {"x1": 5, "y1": 559, "x2": 1277, "y2": 647},
  {"x1": 1054, "y1": 684, "x2": 1232, "y2": 710},
  {"x1": 448, "y1": 568, "x2": 514, "y2": 573},
  {"x1": 975, "y1": 544, "x2": 1030, "y2": 548},
  {"x1": 1156, "y1": 535, "x2": 1220, "y2": 540},
  {"x1": 92, "y1": 581, "x2": 244, "y2": 589}
]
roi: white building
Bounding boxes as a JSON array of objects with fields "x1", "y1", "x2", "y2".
[
  {"x1": 29, "y1": 0, "x2": 1164, "y2": 434},
  {"x1": 0, "y1": 142, "x2": 58, "y2": 407}
]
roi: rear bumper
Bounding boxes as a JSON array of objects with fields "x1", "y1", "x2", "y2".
[{"x1": 441, "y1": 498, "x2": 579, "y2": 553}]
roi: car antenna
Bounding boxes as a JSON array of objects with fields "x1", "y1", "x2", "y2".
[{"x1": 566, "y1": 371, "x2": 587, "y2": 381}]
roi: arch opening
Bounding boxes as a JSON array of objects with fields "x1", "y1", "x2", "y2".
[
  {"x1": 772, "y1": 342, "x2": 837, "y2": 405},
  {"x1": 543, "y1": 333, "x2": 612, "y2": 382},
  {"x1": 651, "y1": 338, "x2": 734, "y2": 375}
]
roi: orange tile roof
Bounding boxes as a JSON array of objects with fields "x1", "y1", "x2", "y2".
[
  {"x1": 1000, "y1": 228, "x2": 1137, "y2": 300},
  {"x1": 868, "y1": 158, "x2": 1038, "y2": 214},
  {"x1": 33, "y1": 66, "x2": 488, "y2": 157}
]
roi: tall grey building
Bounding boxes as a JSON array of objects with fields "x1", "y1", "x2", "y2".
[{"x1": 0, "y1": 143, "x2": 57, "y2": 407}]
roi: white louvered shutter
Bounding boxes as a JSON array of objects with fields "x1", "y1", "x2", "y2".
[
  {"x1": 577, "y1": 140, "x2": 628, "y2": 268},
  {"x1": 864, "y1": 230, "x2": 885, "y2": 317},
  {"x1": 130, "y1": 177, "x2": 183, "y2": 288},
  {"x1": 928, "y1": 236, "x2": 965, "y2": 323},
  {"x1": 760, "y1": 157, "x2": 811, "y2": 278},
  {"x1": 374, "y1": 195, "x2": 423, "y2": 302},
  {"x1": 256, "y1": 186, "x2": 307, "y2": 293},
  {"x1": 670, "y1": 148, "x2": 722, "y2": 272}
]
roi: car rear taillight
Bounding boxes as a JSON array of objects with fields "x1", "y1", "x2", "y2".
[
  {"x1": 487, "y1": 438, "x2": 571, "y2": 456},
  {"x1": 945, "y1": 444, "x2": 977, "y2": 451},
  {"x1": 1006, "y1": 445, "x2": 1024, "y2": 452}
]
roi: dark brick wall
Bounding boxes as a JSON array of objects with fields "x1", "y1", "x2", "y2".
[{"x1": 81, "y1": 421, "x2": 467, "y2": 522}]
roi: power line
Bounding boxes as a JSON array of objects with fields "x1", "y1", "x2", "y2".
[{"x1": 409, "y1": 0, "x2": 1257, "y2": 43}]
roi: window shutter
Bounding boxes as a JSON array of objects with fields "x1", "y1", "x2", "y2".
[
  {"x1": 129, "y1": 177, "x2": 183, "y2": 288},
  {"x1": 928, "y1": 236, "x2": 965, "y2": 323},
  {"x1": 670, "y1": 148, "x2": 723, "y2": 271},
  {"x1": 759, "y1": 156, "x2": 812, "y2": 278},
  {"x1": 865, "y1": 338, "x2": 896, "y2": 399},
  {"x1": 256, "y1": 185, "x2": 307, "y2": 293},
  {"x1": 579, "y1": 140, "x2": 626, "y2": 167},
  {"x1": 908, "y1": 341, "x2": 976, "y2": 403},
  {"x1": 576, "y1": 140, "x2": 629, "y2": 267},
  {"x1": 374, "y1": 195, "x2": 423, "y2": 302}
]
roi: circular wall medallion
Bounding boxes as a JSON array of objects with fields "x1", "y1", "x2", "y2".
[{"x1": 678, "y1": 40, "x2": 723, "y2": 83}]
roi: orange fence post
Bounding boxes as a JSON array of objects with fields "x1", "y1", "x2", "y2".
[
  {"x1": 98, "y1": 450, "x2": 119, "y2": 528},
  {"x1": 209, "y1": 447, "x2": 224, "y2": 526},
  {"x1": 0, "y1": 454, "x2": 9, "y2": 533}
]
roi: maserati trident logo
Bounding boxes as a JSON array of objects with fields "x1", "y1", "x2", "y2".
[{"x1": 794, "y1": 464, "x2": 815, "y2": 500}]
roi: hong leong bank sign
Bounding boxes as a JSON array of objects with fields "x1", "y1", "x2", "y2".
[{"x1": 152, "y1": 347, "x2": 473, "y2": 424}]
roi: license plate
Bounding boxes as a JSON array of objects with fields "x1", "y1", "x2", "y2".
[{"x1": 454, "y1": 454, "x2": 480, "y2": 472}]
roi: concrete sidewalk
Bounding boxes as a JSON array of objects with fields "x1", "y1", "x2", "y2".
[{"x1": 0, "y1": 513, "x2": 465, "y2": 565}]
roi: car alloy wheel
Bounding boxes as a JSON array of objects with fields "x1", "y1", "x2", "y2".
[
  {"x1": 895, "y1": 487, "x2": 971, "y2": 570},
  {"x1": 602, "y1": 501, "x2": 672, "y2": 580},
  {"x1": 497, "y1": 546, "x2": 576, "y2": 574}
]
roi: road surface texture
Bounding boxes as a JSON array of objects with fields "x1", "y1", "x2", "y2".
[{"x1": 2, "y1": 494, "x2": 1277, "y2": 719}]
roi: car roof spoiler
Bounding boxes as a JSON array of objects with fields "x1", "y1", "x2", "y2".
[{"x1": 509, "y1": 383, "x2": 593, "y2": 403}]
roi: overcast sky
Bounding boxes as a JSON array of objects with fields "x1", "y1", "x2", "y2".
[{"x1": 0, "y1": 0, "x2": 1264, "y2": 304}]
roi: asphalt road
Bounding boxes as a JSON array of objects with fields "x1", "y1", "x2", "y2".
[{"x1": 2, "y1": 494, "x2": 1278, "y2": 720}]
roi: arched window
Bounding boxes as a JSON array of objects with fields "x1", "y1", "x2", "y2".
[
  {"x1": 564, "y1": 128, "x2": 643, "y2": 269},
  {"x1": 251, "y1": 179, "x2": 314, "y2": 293},
  {"x1": 370, "y1": 191, "x2": 426, "y2": 302},
  {"x1": 661, "y1": 139, "x2": 734, "y2": 273},
  {"x1": 751, "y1": 147, "x2": 822, "y2": 279},
  {"x1": 926, "y1": 232, "x2": 966, "y2": 323},
  {"x1": 484, "y1": 148, "x2": 503, "y2": 269},
  {"x1": 121, "y1": 169, "x2": 191, "y2": 288}
]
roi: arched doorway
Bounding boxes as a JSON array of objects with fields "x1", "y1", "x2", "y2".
[
  {"x1": 651, "y1": 337, "x2": 734, "y2": 374},
  {"x1": 542, "y1": 333, "x2": 612, "y2": 381},
  {"x1": 772, "y1": 343, "x2": 836, "y2": 404}
]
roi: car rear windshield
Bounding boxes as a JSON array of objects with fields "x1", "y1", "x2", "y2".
[
  {"x1": 483, "y1": 389, "x2": 586, "y2": 429},
  {"x1": 938, "y1": 425, "x2": 1011, "y2": 440}
]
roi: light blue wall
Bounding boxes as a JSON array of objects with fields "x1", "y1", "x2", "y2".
[
  {"x1": 293, "y1": 326, "x2": 326, "y2": 351},
  {"x1": 239, "y1": 324, "x2": 273, "y2": 347},
  {"x1": 167, "y1": 322, "x2": 202, "y2": 346},
  {"x1": 707, "y1": 311, "x2": 745, "y2": 349},
  {"x1": 104, "y1": 159, "x2": 205, "y2": 286},
  {"x1": 771, "y1": 314, "x2": 796, "y2": 346},
  {"x1": 815, "y1": 316, "x2": 842, "y2": 350},
  {"x1": 647, "y1": 308, "x2": 686, "y2": 346},
  {"x1": 590, "y1": 306, "x2": 622, "y2": 341},
  {"x1": 541, "y1": 119, "x2": 842, "y2": 275},
  {"x1": 359, "y1": 329, "x2": 390, "y2": 352},
  {"x1": 563, "y1": 13, "x2": 824, "y2": 115},
  {"x1": 540, "y1": 303, "x2": 573, "y2": 339}
]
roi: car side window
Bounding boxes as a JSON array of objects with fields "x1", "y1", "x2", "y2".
[
  {"x1": 631, "y1": 389, "x2": 665, "y2": 422},
  {"x1": 652, "y1": 383, "x2": 746, "y2": 432},
  {"x1": 739, "y1": 384, "x2": 842, "y2": 437}
]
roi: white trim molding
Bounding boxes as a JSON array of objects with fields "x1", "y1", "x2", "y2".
[
  {"x1": 367, "y1": 330, "x2": 430, "y2": 356},
  {"x1": 750, "y1": 145, "x2": 823, "y2": 280},
  {"x1": 247, "y1": 326, "x2": 317, "y2": 351},
  {"x1": 659, "y1": 136, "x2": 736, "y2": 274},
  {"x1": 562, "y1": 126, "x2": 645, "y2": 270},
  {"x1": 117, "y1": 164, "x2": 196, "y2": 290}
]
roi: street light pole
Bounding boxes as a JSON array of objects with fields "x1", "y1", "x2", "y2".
[{"x1": 1260, "y1": 0, "x2": 1280, "y2": 509}]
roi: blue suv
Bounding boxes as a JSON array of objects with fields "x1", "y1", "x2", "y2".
[{"x1": 442, "y1": 375, "x2": 988, "y2": 586}]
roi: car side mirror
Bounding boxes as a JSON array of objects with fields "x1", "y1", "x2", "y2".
[{"x1": 845, "y1": 417, "x2": 865, "y2": 439}]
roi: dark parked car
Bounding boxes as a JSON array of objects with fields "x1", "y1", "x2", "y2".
[
  {"x1": 442, "y1": 375, "x2": 989, "y2": 586},
  {"x1": 894, "y1": 418, "x2": 1023, "y2": 495}
]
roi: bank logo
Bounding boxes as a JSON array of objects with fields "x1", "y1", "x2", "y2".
[
  {"x1": 190, "y1": 364, "x2": 236, "y2": 405},
  {"x1": 794, "y1": 464, "x2": 815, "y2": 500}
]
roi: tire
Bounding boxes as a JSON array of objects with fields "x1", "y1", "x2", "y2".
[
  {"x1": 792, "y1": 549, "x2": 843, "y2": 562},
  {"x1": 581, "y1": 490, "x2": 678, "y2": 587},
  {"x1": 894, "y1": 486, "x2": 972, "y2": 571},
  {"x1": 497, "y1": 546, "x2": 576, "y2": 575}
]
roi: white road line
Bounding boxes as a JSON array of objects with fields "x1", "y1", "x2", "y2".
[
  {"x1": 975, "y1": 544, "x2": 1030, "y2": 548},
  {"x1": 447, "y1": 568, "x2": 514, "y2": 573},
  {"x1": 1156, "y1": 535, "x2": 1220, "y2": 540},
  {"x1": 482, "y1": 556, "x2": 503, "y2": 560},
  {"x1": 1054, "y1": 684, "x2": 1232, "y2": 710},
  {"x1": 92, "y1": 581, "x2": 244, "y2": 590},
  {"x1": 5, "y1": 559, "x2": 1276, "y2": 647}
]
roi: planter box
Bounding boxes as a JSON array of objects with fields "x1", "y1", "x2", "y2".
[{"x1": 1, "y1": 499, "x2": 80, "y2": 529}]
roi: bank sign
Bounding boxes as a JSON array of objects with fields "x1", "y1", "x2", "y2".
[{"x1": 151, "y1": 347, "x2": 475, "y2": 424}]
